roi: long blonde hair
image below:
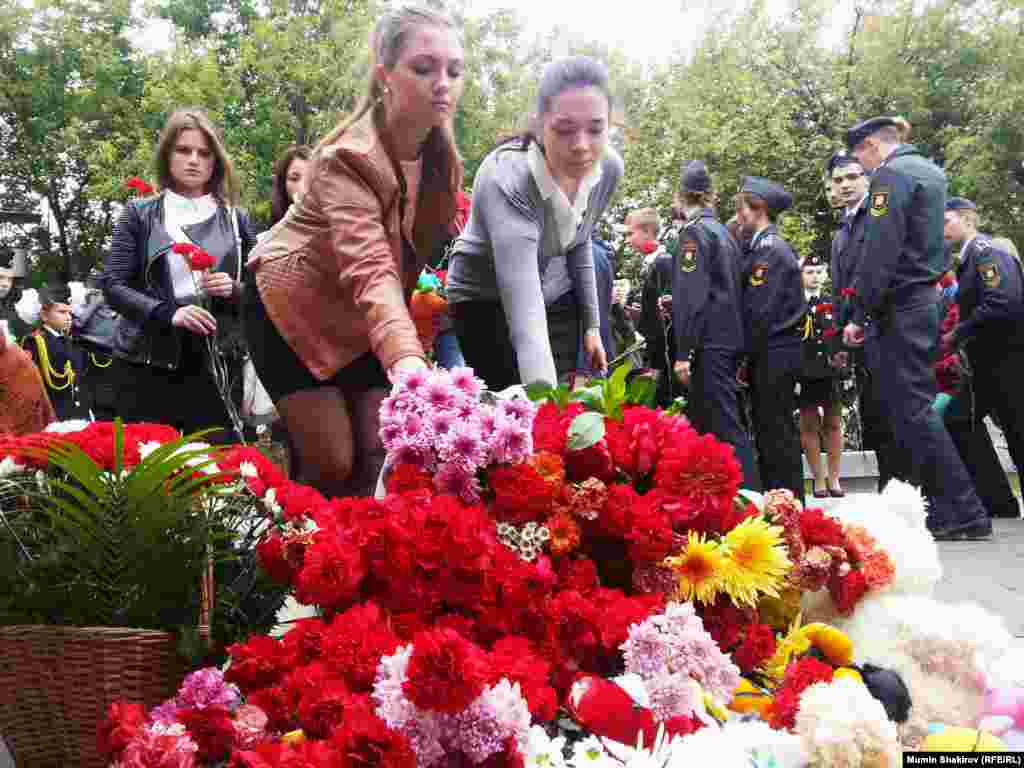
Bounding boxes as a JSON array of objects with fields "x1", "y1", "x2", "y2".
[{"x1": 155, "y1": 108, "x2": 240, "y2": 205}]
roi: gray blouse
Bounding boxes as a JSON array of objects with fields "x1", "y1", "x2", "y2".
[{"x1": 447, "y1": 144, "x2": 623, "y2": 387}]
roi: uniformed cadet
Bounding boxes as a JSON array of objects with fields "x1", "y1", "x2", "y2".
[
  {"x1": 797, "y1": 253, "x2": 845, "y2": 498},
  {"x1": 671, "y1": 160, "x2": 761, "y2": 491},
  {"x1": 22, "y1": 283, "x2": 91, "y2": 421},
  {"x1": 846, "y1": 115, "x2": 989, "y2": 540},
  {"x1": 735, "y1": 176, "x2": 806, "y2": 503},
  {"x1": 942, "y1": 196, "x2": 1024, "y2": 481},
  {"x1": 826, "y1": 150, "x2": 900, "y2": 489}
]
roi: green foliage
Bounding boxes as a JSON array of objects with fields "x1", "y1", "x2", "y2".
[
  {"x1": 0, "y1": 424, "x2": 281, "y2": 654},
  {"x1": 4, "y1": 0, "x2": 1024, "y2": 280}
]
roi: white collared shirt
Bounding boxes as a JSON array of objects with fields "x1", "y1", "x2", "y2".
[
  {"x1": 527, "y1": 143, "x2": 603, "y2": 304},
  {"x1": 527, "y1": 142, "x2": 603, "y2": 250},
  {"x1": 163, "y1": 189, "x2": 219, "y2": 302}
]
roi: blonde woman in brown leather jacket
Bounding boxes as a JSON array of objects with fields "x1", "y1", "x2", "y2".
[{"x1": 245, "y1": 6, "x2": 464, "y2": 497}]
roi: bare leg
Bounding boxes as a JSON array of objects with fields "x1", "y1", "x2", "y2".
[
  {"x1": 800, "y1": 406, "x2": 826, "y2": 493},
  {"x1": 344, "y1": 387, "x2": 390, "y2": 498},
  {"x1": 275, "y1": 387, "x2": 354, "y2": 499},
  {"x1": 823, "y1": 400, "x2": 844, "y2": 493}
]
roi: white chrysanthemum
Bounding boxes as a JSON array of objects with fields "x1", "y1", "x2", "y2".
[
  {"x1": 570, "y1": 736, "x2": 620, "y2": 768},
  {"x1": 524, "y1": 725, "x2": 566, "y2": 768},
  {"x1": 796, "y1": 677, "x2": 900, "y2": 768}
]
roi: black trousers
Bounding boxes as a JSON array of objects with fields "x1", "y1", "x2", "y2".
[
  {"x1": 864, "y1": 303, "x2": 986, "y2": 531},
  {"x1": 855, "y1": 363, "x2": 901, "y2": 490},
  {"x1": 750, "y1": 343, "x2": 805, "y2": 503},
  {"x1": 453, "y1": 294, "x2": 579, "y2": 391},
  {"x1": 971, "y1": 349, "x2": 1024, "y2": 478},
  {"x1": 690, "y1": 348, "x2": 762, "y2": 491},
  {"x1": 944, "y1": 393, "x2": 1019, "y2": 518}
]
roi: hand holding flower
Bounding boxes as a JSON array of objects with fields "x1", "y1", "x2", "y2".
[
  {"x1": 201, "y1": 271, "x2": 236, "y2": 299},
  {"x1": 172, "y1": 305, "x2": 217, "y2": 336}
]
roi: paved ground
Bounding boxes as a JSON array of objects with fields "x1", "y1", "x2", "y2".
[{"x1": 2, "y1": 498, "x2": 1021, "y2": 767}]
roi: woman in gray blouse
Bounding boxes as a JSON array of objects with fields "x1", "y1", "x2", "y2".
[{"x1": 446, "y1": 56, "x2": 623, "y2": 390}]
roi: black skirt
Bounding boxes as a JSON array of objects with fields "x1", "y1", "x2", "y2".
[{"x1": 243, "y1": 279, "x2": 388, "y2": 402}]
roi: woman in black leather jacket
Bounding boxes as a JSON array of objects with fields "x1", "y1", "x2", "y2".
[{"x1": 102, "y1": 108, "x2": 257, "y2": 441}]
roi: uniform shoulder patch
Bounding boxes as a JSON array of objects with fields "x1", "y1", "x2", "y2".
[
  {"x1": 750, "y1": 260, "x2": 769, "y2": 287},
  {"x1": 870, "y1": 188, "x2": 891, "y2": 217},
  {"x1": 978, "y1": 261, "x2": 1001, "y2": 289},
  {"x1": 679, "y1": 239, "x2": 698, "y2": 273}
]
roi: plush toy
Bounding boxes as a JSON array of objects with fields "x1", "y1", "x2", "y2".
[
  {"x1": 978, "y1": 687, "x2": 1024, "y2": 750},
  {"x1": 921, "y1": 725, "x2": 1007, "y2": 752}
]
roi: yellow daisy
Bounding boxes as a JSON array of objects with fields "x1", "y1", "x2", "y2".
[
  {"x1": 664, "y1": 532, "x2": 726, "y2": 604},
  {"x1": 719, "y1": 517, "x2": 792, "y2": 608}
]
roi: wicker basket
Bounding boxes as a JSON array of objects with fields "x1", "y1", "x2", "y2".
[{"x1": 0, "y1": 625, "x2": 188, "y2": 768}]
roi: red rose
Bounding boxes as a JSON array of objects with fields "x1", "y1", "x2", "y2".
[
  {"x1": 732, "y1": 622, "x2": 777, "y2": 674},
  {"x1": 829, "y1": 568, "x2": 869, "y2": 615},
  {"x1": 96, "y1": 700, "x2": 146, "y2": 759},
  {"x1": 177, "y1": 706, "x2": 237, "y2": 762},
  {"x1": 403, "y1": 628, "x2": 490, "y2": 714},
  {"x1": 297, "y1": 680, "x2": 351, "y2": 739}
]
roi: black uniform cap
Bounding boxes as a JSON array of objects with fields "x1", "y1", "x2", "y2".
[
  {"x1": 740, "y1": 176, "x2": 793, "y2": 213},
  {"x1": 845, "y1": 116, "x2": 899, "y2": 150},
  {"x1": 944, "y1": 197, "x2": 977, "y2": 212},
  {"x1": 827, "y1": 150, "x2": 859, "y2": 175},
  {"x1": 39, "y1": 282, "x2": 72, "y2": 306}
]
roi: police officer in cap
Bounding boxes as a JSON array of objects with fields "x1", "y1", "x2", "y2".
[
  {"x1": 942, "y1": 196, "x2": 1024, "y2": 483},
  {"x1": 22, "y1": 282, "x2": 91, "y2": 421},
  {"x1": 845, "y1": 116, "x2": 989, "y2": 540},
  {"x1": 736, "y1": 176, "x2": 806, "y2": 503},
  {"x1": 0, "y1": 247, "x2": 31, "y2": 342},
  {"x1": 671, "y1": 161, "x2": 761, "y2": 491}
]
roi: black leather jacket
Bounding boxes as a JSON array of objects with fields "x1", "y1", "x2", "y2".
[{"x1": 102, "y1": 195, "x2": 258, "y2": 369}]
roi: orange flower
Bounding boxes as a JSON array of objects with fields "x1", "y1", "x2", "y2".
[
  {"x1": 547, "y1": 512, "x2": 581, "y2": 555},
  {"x1": 529, "y1": 451, "x2": 566, "y2": 491},
  {"x1": 844, "y1": 524, "x2": 879, "y2": 563},
  {"x1": 861, "y1": 550, "x2": 895, "y2": 589}
]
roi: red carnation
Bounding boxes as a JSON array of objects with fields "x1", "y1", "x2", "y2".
[
  {"x1": 331, "y1": 694, "x2": 417, "y2": 768},
  {"x1": 256, "y1": 532, "x2": 300, "y2": 585},
  {"x1": 823, "y1": 327, "x2": 839, "y2": 338},
  {"x1": 840, "y1": 287, "x2": 857, "y2": 298},
  {"x1": 96, "y1": 700, "x2": 147, "y2": 759},
  {"x1": 125, "y1": 176, "x2": 154, "y2": 196},
  {"x1": 490, "y1": 462, "x2": 554, "y2": 523},
  {"x1": 245, "y1": 686, "x2": 292, "y2": 732},
  {"x1": 639, "y1": 239, "x2": 659, "y2": 255},
  {"x1": 297, "y1": 680, "x2": 351, "y2": 739},
  {"x1": 225, "y1": 635, "x2": 288, "y2": 691},
  {"x1": 490, "y1": 636, "x2": 558, "y2": 721},
  {"x1": 532, "y1": 402, "x2": 584, "y2": 455},
  {"x1": 813, "y1": 303, "x2": 834, "y2": 315},
  {"x1": 386, "y1": 462, "x2": 434, "y2": 495},
  {"x1": 177, "y1": 706, "x2": 237, "y2": 762},
  {"x1": 403, "y1": 628, "x2": 490, "y2": 714},
  {"x1": 654, "y1": 432, "x2": 742, "y2": 529},
  {"x1": 322, "y1": 602, "x2": 401, "y2": 692},
  {"x1": 294, "y1": 531, "x2": 367, "y2": 611},
  {"x1": 770, "y1": 657, "x2": 834, "y2": 730},
  {"x1": 732, "y1": 622, "x2": 777, "y2": 674},
  {"x1": 171, "y1": 241, "x2": 216, "y2": 271},
  {"x1": 275, "y1": 481, "x2": 328, "y2": 523},
  {"x1": 565, "y1": 439, "x2": 615, "y2": 483},
  {"x1": 799, "y1": 508, "x2": 846, "y2": 548},
  {"x1": 829, "y1": 568, "x2": 869, "y2": 615}
]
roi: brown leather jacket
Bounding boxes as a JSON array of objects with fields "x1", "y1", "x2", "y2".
[{"x1": 249, "y1": 111, "x2": 461, "y2": 380}]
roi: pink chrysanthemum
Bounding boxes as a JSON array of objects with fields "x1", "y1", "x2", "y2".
[
  {"x1": 490, "y1": 416, "x2": 532, "y2": 465},
  {"x1": 646, "y1": 670, "x2": 700, "y2": 721},
  {"x1": 175, "y1": 668, "x2": 240, "y2": 712},
  {"x1": 440, "y1": 421, "x2": 487, "y2": 468},
  {"x1": 450, "y1": 367, "x2": 484, "y2": 400},
  {"x1": 424, "y1": 379, "x2": 458, "y2": 411},
  {"x1": 498, "y1": 397, "x2": 535, "y2": 425}
]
